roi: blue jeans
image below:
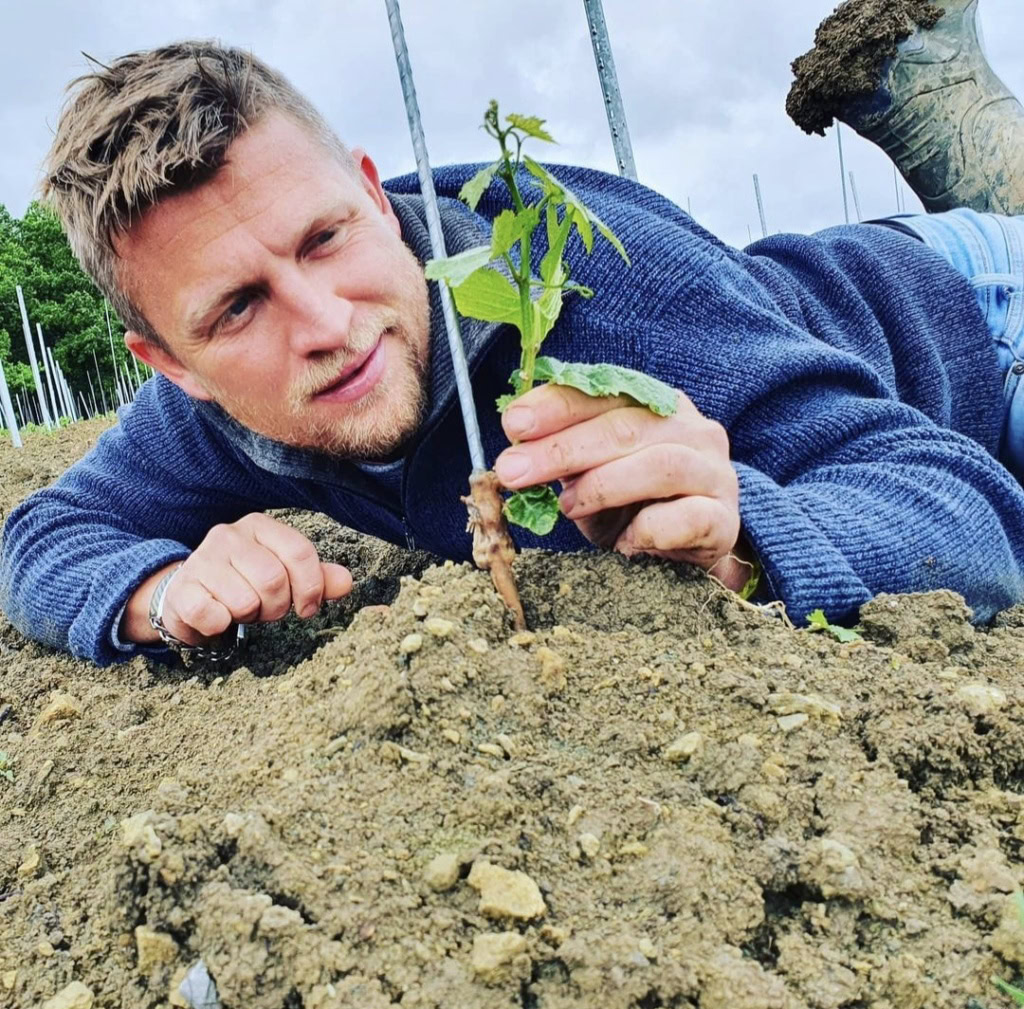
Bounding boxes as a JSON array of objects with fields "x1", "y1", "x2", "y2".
[{"x1": 881, "y1": 208, "x2": 1024, "y2": 481}]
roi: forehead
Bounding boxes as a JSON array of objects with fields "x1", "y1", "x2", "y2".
[{"x1": 115, "y1": 114, "x2": 366, "y2": 325}]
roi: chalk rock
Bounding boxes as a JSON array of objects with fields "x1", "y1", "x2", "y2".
[
  {"x1": 121, "y1": 810, "x2": 163, "y2": 863},
  {"x1": 135, "y1": 926, "x2": 179, "y2": 971},
  {"x1": 471, "y1": 932, "x2": 528, "y2": 983},
  {"x1": 777, "y1": 713, "x2": 809, "y2": 733},
  {"x1": 468, "y1": 861, "x2": 546, "y2": 920},
  {"x1": 41, "y1": 981, "x2": 94, "y2": 1009},
  {"x1": 399, "y1": 633, "x2": 423, "y2": 655},
  {"x1": 424, "y1": 618, "x2": 454, "y2": 638},
  {"x1": 17, "y1": 845, "x2": 40, "y2": 878},
  {"x1": 664, "y1": 732, "x2": 703, "y2": 763},
  {"x1": 37, "y1": 692, "x2": 82, "y2": 726},
  {"x1": 423, "y1": 852, "x2": 461, "y2": 892},
  {"x1": 1, "y1": 970, "x2": 16, "y2": 991},
  {"x1": 535, "y1": 647, "x2": 567, "y2": 691},
  {"x1": 769, "y1": 691, "x2": 842, "y2": 723},
  {"x1": 955, "y1": 683, "x2": 1007, "y2": 717},
  {"x1": 578, "y1": 833, "x2": 601, "y2": 858}
]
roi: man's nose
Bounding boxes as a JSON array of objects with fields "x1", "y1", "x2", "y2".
[{"x1": 280, "y1": 273, "x2": 355, "y2": 356}]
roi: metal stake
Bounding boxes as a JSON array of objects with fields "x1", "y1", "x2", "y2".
[
  {"x1": 16, "y1": 286, "x2": 52, "y2": 429},
  {"x1": 384, "y1": 0, "x2": 486, "y2": 473},
  {"x1": 0, "y1": 360, "x2": 21, "y2": 446},
  {"x1": 848, "y1": 170, "x2": 863, "y2": 223},
  {"x1": 753, "y1": 173, "x2": 768, "y2": 238},
  {"x1": 582, "y1": 0, "x2": 637, "y2": 181},
  {"x1": 38, "y1": 325, "x2": 59, "y2": 423},
  {"x1": 837, "y1": 124, "x2": 850, "y2": 225}
]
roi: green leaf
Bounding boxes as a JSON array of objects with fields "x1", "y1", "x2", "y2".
[
  {"x1": 532, "y1": 286, "x2": 563, "y2": 348},
  {"x1": 806, "y1": 609, "x2": 863, "y2": 644},
  {"x1": 424, "y1": 245, "x2": 493, "y2": 287},
  {"x1": 491, "y1": 207, "x2": 540, "y2": 260},
  {"x1": 523, "y1": 157, "x2": 630, "y2": 265},
  {"x1": 506, "y1": 113, "x2": 556, "y2": 143},
  {"x1": 450, "y1": 267, "x2": 522, "y2": 324},
  {"x1": 539, "y1": 209, "x2": 573, "y2": 286},
  {"x1": 992, "y1": 976, "x2": 1024, "y2": 1006},
  {"x1": 496, "y1": 393, "x2": 516, "y2": 413},
  {"x1": 504, "y1": 485, "x2": 561, "y2": 535},
  {"x1": 459, "y1": 161, "x2": 500, "y2": 211},
  {"x1": 529, "y1": 357, "x2": 679, "y2": 417}
]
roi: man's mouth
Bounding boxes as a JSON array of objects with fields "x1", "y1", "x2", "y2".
[{"x1": 313, "y1": 333, "x2": 390, "y2": 403}]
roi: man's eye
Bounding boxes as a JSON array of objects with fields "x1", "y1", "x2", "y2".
[
  {"x1": 213, "y1": 291, "x2": 259, "y2": 333},
  {"x1": 307, "y1": 228, "x2": 338, "y2": 254}
]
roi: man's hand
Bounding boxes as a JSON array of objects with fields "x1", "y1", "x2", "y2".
[
  {"x1": 120, "y1": 513, "x2": 353, "y2": 646},
  {"x1": 494, "y1": 384, "x2": 753, "y2": 591}
]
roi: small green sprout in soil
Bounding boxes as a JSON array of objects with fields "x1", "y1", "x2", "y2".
[
  {"x1": 0, "y1": 751, "x2": 15, "y2": 783},
  {"x1": 806, "y1": 608, "x2": 863, "y2": 644},
  {"x1": 426, "y1": 101, "x2": 677, "y2": 536},
  {"x1": 993, "y1": 892, "x2": 1024, "y2": 1004}
]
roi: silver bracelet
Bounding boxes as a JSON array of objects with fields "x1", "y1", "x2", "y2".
[{"x1": 148, "y1": 563, "x2": 247, "y2": 663}]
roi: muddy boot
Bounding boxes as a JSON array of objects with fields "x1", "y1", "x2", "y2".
[{"x1": 788, "y1": 0, "x2": 1024, "y2": 215}]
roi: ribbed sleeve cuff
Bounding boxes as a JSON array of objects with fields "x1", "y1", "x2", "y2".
[
  {"x1": 734, "y1": 463, "x2": 873, "y2": 627},
  {"x1": 69, "y1": 539, "x2": 191, "y2": 666}
]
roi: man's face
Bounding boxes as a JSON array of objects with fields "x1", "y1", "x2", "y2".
[{"x1": 119, "y1": 113, "x2": 430, "y2": 459}]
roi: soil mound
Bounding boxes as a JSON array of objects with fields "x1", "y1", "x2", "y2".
[
  {"x1": 5, "y1": 424, "x2": 1024, "y2": 1008},
  {"x1": 787, "y1": 0, "x2": 943, "y2": 136}
]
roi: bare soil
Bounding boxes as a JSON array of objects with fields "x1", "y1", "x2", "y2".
[
  {"x1": 787, "y1": 0, "x2": 943, "y2": 136},
  {"x1": 5, "y1": 420, "x2": 1024, "y2": 1009}
]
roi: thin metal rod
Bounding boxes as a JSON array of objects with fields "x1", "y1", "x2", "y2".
[
  {"x1": 848, "y1": 170, "x2": 863, "y2": 223},
  {"x1": 47, "y1": 348, "x2": 67, "y2": 419},
  {"x1": 384, "y1": 0, "x2": 486, "y2": 473},
  {"x1": 582, "y1": 0, "x2": 637, "y2": 181},
  {"x1": 893, "y1": 165, "x2": 902, "y2": 213},
  {"x1": 837, "y1": 124, "x2": 850, "y2": 225},
  {"x1": 92, "y1": 349, "x2": 108, "y2": 414},
  {"x1": 0, "y1": 360, "x2": 21, "y2": 444},
  {"x1": 753, "y1": 173, "x2": 768, "y2": 238},
  {"x1": 38, "y1": 325, "x2": 59, "y2": 423}
]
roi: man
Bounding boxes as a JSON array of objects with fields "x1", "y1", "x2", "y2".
[{"x1": 2, "y1": 5, "x2": 1024, "y2": 666}]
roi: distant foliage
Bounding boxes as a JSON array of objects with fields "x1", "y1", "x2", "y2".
[{"x1": 0, "y1": 202, "x2": 127, "y2": 400}]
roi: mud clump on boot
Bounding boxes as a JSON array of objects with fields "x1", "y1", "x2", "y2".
[{"x1": 787, "y1": 0, "x2": 942, "y2": 136}]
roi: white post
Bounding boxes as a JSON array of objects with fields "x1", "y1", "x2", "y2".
[
  {"x1": 837, "y1": 124, "x2": 850, "y2": 225},
  {"x1": 47, "y1": 347, "x2": 67, "y2": 419},
  {"x1": 0, "y1": 361, "x2": 23, "y2": 445},
  {"x1": 16, "y1": 286, "x2": 52, "y2": 429},
  {"x1": 753, "y1": 173, "x2": 768, "y2": 238},
  {"x1": 848, "y1": 170, "x2": 863, "y2": 223},
  {"x1": 37, "y1": 325, "x2": 59, "y2": 424},
  {"x1": 91, "y1": 349, "x2": 108, "y2": 414}
]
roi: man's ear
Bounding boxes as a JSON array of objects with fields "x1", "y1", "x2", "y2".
[
  {"x1": 124, "y1": 331, "x2": 212, "y2": 402},
  {"x1": 351, "y1": 147, "x2": 401, "y2": 238}
]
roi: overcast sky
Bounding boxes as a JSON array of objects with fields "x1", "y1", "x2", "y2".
[{"x1": 2, "y1": 0, "x2": 1023, "y2": 250}]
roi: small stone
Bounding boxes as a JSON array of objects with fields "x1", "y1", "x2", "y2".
[
  {"x1": 664, "y1": 732, "x2": 703, "y2": 763},
  {"x1": 442, "y1": 728, "x2": 461, "y2": 745},
  {"x1": 324, "y1": 735, "x2": 347, "y2": 757},
  {"x1": 2, "y1": 971, "x2": 16, "y2": 991},
  {"x1": 638, "y1": 938, "x2": 657, "y2": 960},
  {"x1": 209, "y1": 676, "x2": 224, "y2": 688},
  {"x1": 37, "y1": 691, "x2": 82, "y2": 726},
  {"x1": 490, "y1": 695, "x2": 506, "y2": 713},
  {"x1": 38, "y1": 940, "x2": 55, "y2": 956},
  {"x1": 398, "y1": 746, "x2": 429, "y2": 763},
  {"x1": 135, "y1": 926, "x2": 179, "y2": 971},
  {"x1": 955, "y1": 683, "x2": 1007, "y2": 717},
  {"x1": 259, "y1": 905, "x2": 305, "y2": 934},
  {"x1": 777, "y1": 713, "x2": 809, "y2": 733},
  {"x1": 477, "y1": 743, "x2": 505, "y2": 758},
  {"x1": 495, "y1": 734, "x2": 515, "y2": 757},
  {"x1": 769, "y1": 692, "x2": 842, "y2": 723},
  {"x1": 41, "y1": 982, "x2": 94, "y2": 1009},
  {"x1": 509, "y1": 631, "x2": 536, "y2": 647},
  {"x1": 467, "y1": 638, "x2": 489, "y2": 654},
  {"x1": 468, "y1": 861, "x2": 546, "y2": 920},
  {"x1": 222, "y1": 812, "x2": 245, "y2": 837},
  {"x1": 121, "y1": 811, "x2": 163, "y2": 863},
  {"x1": 17, "y1": 845, "x2": 40, "y2": 878},
  {"x1": 423, "y1": 852, "x2": 461, "y2": 892},
  {"x1": 425, "y1": 618, "x2": 454, "y2": 638},
  {"x1": 471, "y1": 931, "x2": 528, "y2": 983},
  {"x1": 535, "y1": 647, "x2": 567, "y2": 691},
  {"x1": 412, "y1": 598, "x2": 429, "y2": 617},
  {"x1": 618, "y1": 841, "x2": 649, "y2": 857},
  {"x1": 567, "y1": 804, "x2": 584, "y2": 828},
  {"x1": 738, "y1": 733, "x2": 761, "y2": 748},
  {"x1": 762, "y1": 758, "x2": 788, "y2": 782},
  {"x1": 578, "y1": 833, "x2": 601, "y2": 858},
  {"x1": 168, "y1": 968, "x2": 190, "y2": 1007},
  {"x1": 400, "y1": 633, "x2": 423, "y2": 655}
]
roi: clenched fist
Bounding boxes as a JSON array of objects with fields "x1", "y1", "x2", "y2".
[{"x1": 121, "y1": 513, "x2": 353, "y2": 646}]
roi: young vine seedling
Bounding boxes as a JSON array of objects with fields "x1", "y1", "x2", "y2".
[{"x1": 425, "y1": 101, "x2": 678, "y2": 536}]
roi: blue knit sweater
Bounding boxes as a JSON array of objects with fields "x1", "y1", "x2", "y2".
[{"x1": 3, "y1": 164, "x2": 1023, "y2": 665}]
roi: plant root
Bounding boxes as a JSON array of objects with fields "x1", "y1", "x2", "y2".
[{"x1": 462, "y1": 469, "x2": 527, "y2": 630}]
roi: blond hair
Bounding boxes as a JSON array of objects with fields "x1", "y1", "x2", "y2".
[{"x1": 42, "y1": 41, "x2": 356, "y2": 350}]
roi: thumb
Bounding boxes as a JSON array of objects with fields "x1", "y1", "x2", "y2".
[{"x1": 320, "y1": 562, "x2": 354, "y2": 601}]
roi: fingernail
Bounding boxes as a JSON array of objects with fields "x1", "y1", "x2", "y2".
[
  {"x1": 559, "y1": 486, "x2": 576, "y2": 514},
  {"x1": 299, "y1": 602, "x2": 318, "y2": 618},
  {"x1": 504, "y1": 405, "x2": 534, "y2": 436},
  {"x1": 495, "y1": 450, "x2": 530, "y2": 483}
]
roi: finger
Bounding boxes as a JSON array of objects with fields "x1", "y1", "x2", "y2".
[
  {"x1": 615, "y1": 496, "x2": 741, "y2": 570},
  {"x1": 321, "y1": 563, "x2": 354, "y2": 602},
  {"x1": 242, "y1": 516, "x2": 329, "y2": 618},
  {"x1": 189, "y1": 561, "x2": 264, "y2": 623},
  {"x1": 502, "y1": 384, "x2": 636, "y2": 442},
  {"x1": 559, "y1": 443, "x2": 736, "y2": 519},
  {"x1": 162, "y1": 573, "x2": 235, "y2": 643},
  {"x1": 495, "y1": 406, "x2": 725, "y2": 490}
]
